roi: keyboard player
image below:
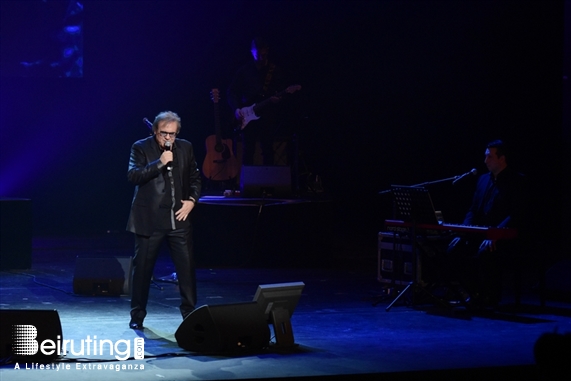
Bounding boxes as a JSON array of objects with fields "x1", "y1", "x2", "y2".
[{"x1": 447, "y1": 140, "x2": 530, "y2": 310}]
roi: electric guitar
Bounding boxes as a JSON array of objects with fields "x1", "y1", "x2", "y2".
[
  {"x1": 202, "y1": 89, "x2": 240, "y2": 181},
  {"x1": 237, "y1": 84, "x2": 301, "y2": 130}
]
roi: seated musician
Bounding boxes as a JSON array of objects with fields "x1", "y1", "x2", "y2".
[{"x1": 448, "y1": 140, "x2": 530, "y2": 309}]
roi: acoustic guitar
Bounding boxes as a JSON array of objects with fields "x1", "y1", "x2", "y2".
[{"x1": 202, "y1": 88, "x2": 240, "y2": 181}]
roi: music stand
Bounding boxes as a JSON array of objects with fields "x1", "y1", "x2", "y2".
[{"x1": 385, "y1": 185, "x2": 445, "y2": 311}]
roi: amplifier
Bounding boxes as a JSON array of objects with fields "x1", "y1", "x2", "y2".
[{"x1": 240, "y1": 165, "x2": 291, "y2": 198}]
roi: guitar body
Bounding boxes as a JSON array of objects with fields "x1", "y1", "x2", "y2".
[
  {"x1": 202, "y1": 88, "x2": 240, "y2": 181},
  {"x1": 203, "y1": 135, "x2": 240, "y2": 181},
  {"x1": 239, "y1": 104, "x2": 260, "y2": 130}
]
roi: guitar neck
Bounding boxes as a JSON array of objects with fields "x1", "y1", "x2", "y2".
[
  {"x1": 213, "y1": 101, "x2": 223, "y2": 143},
  {"x1": 253, "y1": 88, "x2": 291, "y2": 114}
]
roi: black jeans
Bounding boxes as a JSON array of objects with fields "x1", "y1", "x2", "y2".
[{"x1": 131, "y1": 227, "x2": 196, "y2": 319}]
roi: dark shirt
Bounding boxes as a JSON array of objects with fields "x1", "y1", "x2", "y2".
[
  {"x1": 157, "y1": 143, "x2": 187, "y2": 230},
  {"x1": 463, "y1": 166, "x2": 529, "y2": 230}
]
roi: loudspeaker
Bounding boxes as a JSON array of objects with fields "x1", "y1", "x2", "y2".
[
  {"x1": 73, "y1": 256, "x2": 133, "y2": 296},
  {"x1": 175, "y1": 302, "x2": 270, "y2": 354},
  {"x1": 240, "y1": 165, "x2": 291, "y2": 197},
  {"x1": 0, "y1": 309, "x2": 63, "y2": 363}
]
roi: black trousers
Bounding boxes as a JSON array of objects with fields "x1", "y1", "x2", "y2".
[
  {"x1": 446, "y1": 237, "x2": 517, "y2": 304},
  {"x1": 131, "y1": 227, "x2": 196, "y2": 319},
  {"x1": 242, "y1": 119, "x2": 275, "y2": 165}
]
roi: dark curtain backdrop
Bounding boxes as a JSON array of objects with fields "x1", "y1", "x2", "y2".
[{"x1": 0, "y1": 0, "x2": 566, "y2": 251}]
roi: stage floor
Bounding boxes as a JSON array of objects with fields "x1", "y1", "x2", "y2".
[{"x1": 1, "y1": 232, "x2": 570, "y2": 381}]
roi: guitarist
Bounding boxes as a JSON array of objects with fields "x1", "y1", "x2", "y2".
[{"x1": 227, "y1": 37, "x2": 288, "y2": 166}]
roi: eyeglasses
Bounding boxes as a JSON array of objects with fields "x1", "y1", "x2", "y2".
[{"x1": 159, "y1": 131, "x2": 177, "y2": 138}]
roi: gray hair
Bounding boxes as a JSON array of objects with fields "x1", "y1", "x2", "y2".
[{"x1": 153, "y1": 111, "x2": 181, "y2": 133}]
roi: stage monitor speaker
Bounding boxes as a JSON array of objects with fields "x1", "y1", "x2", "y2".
[
  {"x1": 73, "y1": 256, "x2": 132, "y2": 296},
  {"x1": 240, "y1": 165, "x2": 291, "y2": 198},
  {"x1": 0, "y1": 309, "x2": 63, "y2": 363},
  {"x1": 175, "y1": 302, "x2": 270, "y2": 354}
]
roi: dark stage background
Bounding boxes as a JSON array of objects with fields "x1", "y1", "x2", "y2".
[{"x1": 0, "y1": 1, "x2": 568, "y2": 259}]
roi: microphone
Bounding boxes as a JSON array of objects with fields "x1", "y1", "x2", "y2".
[
  {"x1": 142, "y1": 118, "x2": 153, "y2": 135},
  {"x1": 452, "y1": 168, "x2": 477, "y2": 185},
  {"x1": 164, "y1": 141, "x2": 173, "y2": 171},
  {"x1": 143, "y1": 117, "x2": 152, "y2": 129}
]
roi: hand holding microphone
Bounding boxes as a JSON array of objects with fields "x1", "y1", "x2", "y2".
[{"x1": 161, "y1": 141, "x2": 173, "y2": 170}]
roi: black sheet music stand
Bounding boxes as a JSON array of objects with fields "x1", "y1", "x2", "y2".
[{"x1": 385, "y1": 185, "x2": 445, "y2": 311}]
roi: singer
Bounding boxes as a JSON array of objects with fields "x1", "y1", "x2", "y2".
[
  {"x1": 126, "y1": 111, "x2": 201, "y2": 329},
  {"x1": 447, "y1": 139, "x2": 529, "y2": 310}
]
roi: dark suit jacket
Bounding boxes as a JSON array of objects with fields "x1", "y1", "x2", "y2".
[
  {"x1": 126, "y1": 135, "x2": 201, "y2": 237},
  {"x1": 463, "y1": 166, "x2": 529, "y2": 231}
]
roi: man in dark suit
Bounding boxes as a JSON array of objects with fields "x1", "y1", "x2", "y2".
[
  {"x1": 449, "y1": 139, "x2": 529, "y2": 309},
  {"x1": 126, "y1": 111, "x2": 201, "y2": 329}
]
